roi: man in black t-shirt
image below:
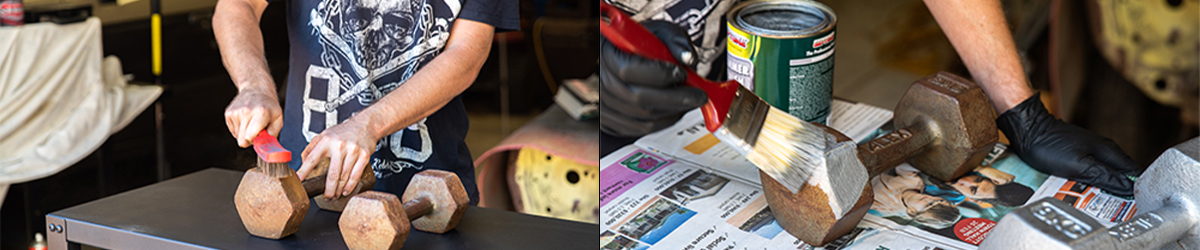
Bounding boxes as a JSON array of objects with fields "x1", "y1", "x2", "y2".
[{"x1": 215, "y1": 0, "x2": 519, "y2": 205}]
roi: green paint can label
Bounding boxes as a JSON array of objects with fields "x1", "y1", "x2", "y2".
[{"x1": 727, "y1": 0, "x2": 837, "y2": 124}]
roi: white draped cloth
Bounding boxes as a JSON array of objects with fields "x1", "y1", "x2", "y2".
[{"x1": 0, "y1": 17, "x2": 162, "y2": 206}]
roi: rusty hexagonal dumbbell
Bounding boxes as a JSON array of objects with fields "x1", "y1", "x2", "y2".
[
  {"x1": 234, "y1": 165, "x2": 310, "y2": 239},
  {"x1": 339, "y1": 170, "x2": 469, "y2": 250},
  {"x1": 762, "y1": 72, "x2": 998, "y2": 246},
  {"x1": 234, "y1": 159, "x2": 377, "y2": 239}
]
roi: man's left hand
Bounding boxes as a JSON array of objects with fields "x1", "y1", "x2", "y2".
[
  {"x1": 296, "y1": 120, "x2": 378, "y2": 200},
  {"x1": 997, "y1": 93, "x2": 1142, "y2": 196}
]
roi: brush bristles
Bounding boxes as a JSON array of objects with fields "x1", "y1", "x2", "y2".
[
  {"x1": 743, "y1": 107, "x2": 827, "y2": 193},
  {"x1": 258, "y1": 158, "x2": 292, "y2": 176}
]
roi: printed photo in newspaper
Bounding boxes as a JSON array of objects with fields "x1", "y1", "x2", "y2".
[
  {"x1": 864, "y1": 145, "x2": 1050, "y2": 247},
  {"x1": 602, "y1": 230, "x2": 649, "y2": 250},
  {"x1": 612, "y1": 196, "x2": 697, "y2": 245},
  {"x1": 656, "y1": 170, "x2": 791, "y2": 239},
  {"x1": 601, "y1": 146, "x2": 801, "y2": 250}
]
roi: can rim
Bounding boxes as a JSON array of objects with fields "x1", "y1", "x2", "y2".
[{"x1": 728, "y1": 0, "x2": 837, "y2": 39}]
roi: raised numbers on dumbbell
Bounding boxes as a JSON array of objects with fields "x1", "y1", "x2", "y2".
[
  {"x1": 926, "y1": 75, "x2": 968, "y2": 94},
  {"x1": 862, "y1": 127, "x2": 914, "y2": 154},
  {"x1": 1107, "y1": 213, "x2": 1162, "y2": 242},
  {"x1": 1029, "y1": 200, "x2": 1092, "y2": 240},
  {"x1": 981, "y1": 137, "x2": 1200, "y2": 250}
]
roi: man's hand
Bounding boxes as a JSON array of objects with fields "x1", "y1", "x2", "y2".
[
  {"x1": 216, "y1": 0, "x2": 276, "y2": 147},
  {"x1": 600, "y1": 20, "x2": 707, "y2": 137},
  {"x1": 224, "y1": 87, "x2": 282, "y2": 148},
  {"x1": 296, "y1": 119, "x2": 377, "y2": 200},
  {"x1": 997, "y1": 93, "x2": 1142, "y2": 196}
]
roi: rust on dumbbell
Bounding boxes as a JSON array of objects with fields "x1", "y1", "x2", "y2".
[
  {"x1": 863, "y1": 128, "x2": 914, "y2": 152},
  {"x1": 888, "y1": 72, "x2": 997, "y2": 181},
  {"x1": 761, "y1": 72, "x2": 998, "y2": 246},
  {"x1": 760, "y1": 123, "x2": 875, "y2": 245},
  {"x1": 858, "y1": 121, "x2": 937, "y2": 178},
  {"x1": 341, "y1": 191, "x2": 410, "y2": 250},
  {"x1": 403, "y1": 196, "x2": 434, "y2": 221},
  {"x1": 234, "y1": 158, "x2": 380, "y2": 240},
  {"x1": 339, "y1": 170, "x2": 470, "y2": 250},
  {"x1": 233, "y1": 165, "x2": 310, "y2": 239},
  {"x1": 404, "y1": 170, "x2": 470, "y2": 234},
  {"x1": 762, "y1": 170, "x2": 874, "y2": 245},
  {"x1": 926, "y1": 75, "x2": 969, "y2": 94},
  {"x1": 299, "y1": 158, "x2": 378, "y2": 211}
]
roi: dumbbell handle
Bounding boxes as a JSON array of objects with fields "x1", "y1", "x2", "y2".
[
  {"x1": 300, "y1": 174, "x2": 373, "y2": 198},
  {"x1": 857, "y1": 119, "x2": 935, "y2": 178},
  {"x1": 981, "y1": 197, "x2": 1197, "y2": 250},
  {"x1": 403, "y1": 196, "x2": 434, "y2": 221},
  {"x1": 297, "y1": 158, "x2": 374, "y2": 198},
  {"x1": 302, "y1": 176, "x2": 329, "y2": 197}
]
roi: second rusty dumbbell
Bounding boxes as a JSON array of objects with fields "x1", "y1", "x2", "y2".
[{"x1": 339, "y1": 169, "x2": 470, "y2": 250}]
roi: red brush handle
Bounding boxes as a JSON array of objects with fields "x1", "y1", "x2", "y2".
[
  {"x1": 599, "y1": 2, "x2": 739, "y2": 132},
  {"x1": 253, "y1": 130, "x2": 292, "y2": 163}
]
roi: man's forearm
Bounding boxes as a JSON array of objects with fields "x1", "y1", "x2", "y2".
[
  {"x1": 348, "y1": 19, "x2": 496, "y2": 140},
  {"x1": 924, "y1": 0, "x2": 1035, "y2": 113},
  {"x1": 213, "y1": 0, "x2": 275, "y2": 94}
]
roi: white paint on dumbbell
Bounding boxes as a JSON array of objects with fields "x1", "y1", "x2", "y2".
[{"x1": 809, "y1": 132, "x2": 867, "y2": 219}]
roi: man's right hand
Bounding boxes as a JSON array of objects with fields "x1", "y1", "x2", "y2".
[
  {"x1": 600, "y1": 20, "x2": 707, "y2": 138},
  {"x1": 225, "y1": 86, "x2": 283, "y2": 148}
]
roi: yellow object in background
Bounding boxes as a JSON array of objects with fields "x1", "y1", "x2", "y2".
[
  {"x1": 1089, "y1": 0, "x2": 1198, "y2": 107},
  {"x1": 509, "y1": 147, "x2": 599, "y2": 224}
]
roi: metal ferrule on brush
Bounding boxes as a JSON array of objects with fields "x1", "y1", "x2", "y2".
[{"x1": 711, "y1": 85, "x2": 769, "y2": 156}]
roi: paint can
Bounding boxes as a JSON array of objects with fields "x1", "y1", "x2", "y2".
[
  {"x1": 727, "y1": 0, "x2": 836, "y2": 124},
  {"x1": 0, "y1": 0, "x2": 22, "y2": 26}
]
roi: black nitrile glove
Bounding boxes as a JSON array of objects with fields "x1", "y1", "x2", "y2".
[
  {"x1": 600, "y1": 20, "x2": 708, "y2": 137},
  {"x1": 997, "y1": 93, "x2": 1142, "y2": 196}
]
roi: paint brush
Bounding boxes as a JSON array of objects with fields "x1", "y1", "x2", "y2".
[
  {"x1": 600, "y1": 3, "x2": 827, "y2": 193},
  {"x1": 253, "y1": 130, "x2": 292, "y2": 172}
]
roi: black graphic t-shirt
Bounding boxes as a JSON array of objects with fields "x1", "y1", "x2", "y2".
[
  {"x1": 601, "y1": 0, "x2": 738, "y2": 155},
  {"x1": 605, "y1": 0, "x2": 739, "y2": 80},
  {"x1": 278, "y1": 0, "x2": 518, "y2": 205}
]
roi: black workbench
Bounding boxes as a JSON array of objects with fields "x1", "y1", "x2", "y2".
[{"x1": 45, "y1": 168, "x2": 598, "y2": 249}]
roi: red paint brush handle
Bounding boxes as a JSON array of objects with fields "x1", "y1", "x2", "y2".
[
  {"x1": 253, "y1": 130, "x2": 292, "y2": 163},
  {"x1": 599, "y1": 3, "x2": 739, "y2": 132}
]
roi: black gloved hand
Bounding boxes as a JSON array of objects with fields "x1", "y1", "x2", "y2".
[
  {"x1": 997, "y1": 93, "x2": 1142, "y2": 196},
  {"x1": 599, "y1": 20, "x2": 708, "y2": 138}
]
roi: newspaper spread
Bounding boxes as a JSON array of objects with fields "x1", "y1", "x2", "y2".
[
  {"x1": 600, "y1": 100, "x2": 1136, "y2": 250},
  {"x1": 1031, "y1": 176, "x2": 1138, "y2": 227}
]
